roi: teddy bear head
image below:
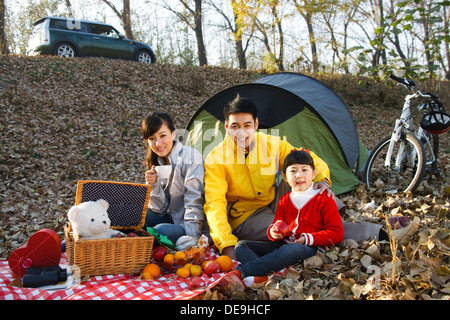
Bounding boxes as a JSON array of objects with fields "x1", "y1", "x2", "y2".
[{"x1": 67, "y1": 199, "x2": 112, "y2": 239}]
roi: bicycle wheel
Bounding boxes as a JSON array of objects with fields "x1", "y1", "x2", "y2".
[{"x1": 363, "y1": 133, "x2": 426, "y2": 194}]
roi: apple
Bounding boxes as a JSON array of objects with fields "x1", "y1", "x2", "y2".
[
  {"x1": 188, "y1": 277, "x2": 205, "y2": 290},
  {"x1": 152, "y1": 246, "x2": 167, "y2": 262},
  {"x1": 203, "y1": 260, "x2": 220, "y2": 277},
  {"x1": 127, "y1": 232, "x2": 137, "y2": 237},
  {"x1": 272, "y1": 220, "x2": 290, "y2": 237}
]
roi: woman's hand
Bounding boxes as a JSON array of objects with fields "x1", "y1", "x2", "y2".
[{"x1": 145, "y1": 165, "x2": 157, "y2": 185}]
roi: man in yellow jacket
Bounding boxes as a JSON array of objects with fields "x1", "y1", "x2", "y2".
[{"x1": 204, "y1": 95, "x2": 334, "y2": 259}]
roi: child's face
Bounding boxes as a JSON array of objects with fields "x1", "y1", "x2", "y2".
[{"x1": 282, "y1": 164, "x2": 317, "y2": 192}]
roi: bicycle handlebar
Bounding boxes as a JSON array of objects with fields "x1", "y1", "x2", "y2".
[
  {"x1": 389, "y1": 74, "x2": 443, "y2": 105},
  {"x1": 389, "y1": 74, "x2": 415, "y2": 87}
]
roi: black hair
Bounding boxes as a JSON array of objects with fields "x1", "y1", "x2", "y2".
[
  {"x1": 223, "y1": 94, "x2": 258, "y2": 122},
  {"x1": 283, "y1": 150, "x2": 315, "y2": 172},
  {"x1": 141, "y1": 112, "x2": 176, "y2": 169}
]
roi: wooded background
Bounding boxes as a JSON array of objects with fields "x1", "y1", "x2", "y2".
[{"x1": 1, "y1": 0, "x2": 449, "y2": 81}]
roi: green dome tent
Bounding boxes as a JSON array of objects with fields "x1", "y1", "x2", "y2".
[{"x1": 184, "y1": 72, "x2": 368, "y2": 195}]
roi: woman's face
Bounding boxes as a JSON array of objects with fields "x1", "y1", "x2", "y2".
[{"x1": 147, "y1": 123, "x2": 175, "y2": 159}]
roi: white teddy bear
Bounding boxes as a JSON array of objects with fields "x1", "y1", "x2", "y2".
[{"x1": 67, "y1": 199, "x2": 125, "y2": 239}]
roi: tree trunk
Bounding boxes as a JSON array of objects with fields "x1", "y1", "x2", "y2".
[
  {"x1": 293, "y1": 0, "x2": 318, "y2": 73},
  {"x1": 194, "y1": 0, "x2": 207, "y2": 66},
  {"x1": 231, "y1": 0, "x2": 247, "y2": 69},
  {"x1": 64, "y1": 0, "x2": 74, "y2": 17},
  {"x1": 271, "y1": 3, "x2": 284, "y2": 71},
  {"x1": 371, "y1": 0, "x2": 386, "y2": 76},
  {"x1": 443, "y1": 4, "x2": 450, "y2": 80},
  {"x1": 0, "y1": 0, "x2": 7, "y2": 54},
  {"x1": 419, "y1": 1, "x2": 434, "y2": 78},
  {"x1": 102, "y1": 0, "x2": 134, "y2": 40},
  {"x1": 305, "y1": 12, "x2": 318, "y2": 73},
  {"x1": 121, "y1": 0, "x2": 134, "y2": 40}
]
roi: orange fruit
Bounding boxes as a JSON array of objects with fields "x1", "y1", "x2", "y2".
[
  {"x1": 174, "y1": 251, "x2": 187, "y2": 265},
  {"x1": 163, "y1": 253, "x2": 175, "y2": 263},
  {"x1": 184, "y1": 263, "x2": 193, "y2": 270},
  {"x1": 176, "y1": 267, "x2": 190, "y2": 278},
  {"x1": 215, "y1": 255, "x2": 234, "y2": 273},
  {"x1": 142, "y1": 263, "x2": 161, "y2": 280},
  {"x1": 190, "y1": 264, "x2": 202, "y2": 277}
]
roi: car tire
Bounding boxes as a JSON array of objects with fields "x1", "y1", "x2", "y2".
[
  {"x1": 54, "y1": 43, "x2": 77, "y2": 58},
  {"x1": 135, "y1": 50, "x2": 154, "y2": 64}
]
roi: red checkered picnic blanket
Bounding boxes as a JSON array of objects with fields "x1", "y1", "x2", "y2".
[{"x1": 0, "y1": 248, "x2": 235, "y2": 300}]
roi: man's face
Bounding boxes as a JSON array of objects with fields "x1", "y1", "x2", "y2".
[{"x1": 225, "y1": 113, "x2": 259, "y2": 151}]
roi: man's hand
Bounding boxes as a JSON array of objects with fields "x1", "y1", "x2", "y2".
[
  {"x1": 222, "y1": 246, "x2": 237, "y2": 260},
  {"x1": 314, "y1": 179, "x2": 334, "y2": 198}
]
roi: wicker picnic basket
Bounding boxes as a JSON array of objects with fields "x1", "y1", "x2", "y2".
[{"x1": 64, "y1": 181, "x2": 154, "y2": 277}]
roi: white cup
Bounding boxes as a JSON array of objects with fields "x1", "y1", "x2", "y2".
[{"x1": 155, "y1": 165, "x2": 172, "y2": 179}]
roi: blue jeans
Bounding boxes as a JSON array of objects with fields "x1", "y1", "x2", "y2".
[
  {"x1": 145, "y1": 209, "x2": 185, "y2": 245},
  {"x1": 235, "y1": 240, "x2": 317, "y2": 277}
]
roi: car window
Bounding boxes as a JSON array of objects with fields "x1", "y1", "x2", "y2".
[
  {"x1": 90, "y1": 24, "x2": 120, "y2": 38},
  {"x1": 50, "y1": 19, "x2": 71, "y2": 30},
  {"x1": 78, "y1": 22, "x2": 89, "y2": 33},
  {"x1": 50, "y1": 19, "x2": 86, "y2": 32}
]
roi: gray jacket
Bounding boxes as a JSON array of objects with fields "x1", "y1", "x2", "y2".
[{"x1": 148, "y1": 141, "x2": 208, "y2": 238}]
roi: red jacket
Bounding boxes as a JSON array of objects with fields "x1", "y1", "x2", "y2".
[{"x1": 267, "y1": 191, "x2": 344, "y2": 248}]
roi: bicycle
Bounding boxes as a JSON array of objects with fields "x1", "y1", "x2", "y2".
[{"x1": 363, "y1": 74, "x2": 449, "y2": 194}]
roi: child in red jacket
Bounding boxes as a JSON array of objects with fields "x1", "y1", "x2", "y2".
[{"x1": 226, "y1": 150, "x2": 344, "y2": 287}]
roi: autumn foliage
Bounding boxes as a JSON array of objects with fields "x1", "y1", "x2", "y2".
[{"x1": 0, "y1": 55, "x2": 448, "y2": 300}]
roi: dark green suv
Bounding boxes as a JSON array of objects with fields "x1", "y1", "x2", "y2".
[{"x1": 27, "y1": 17, "x2": 156, "y2": 63}]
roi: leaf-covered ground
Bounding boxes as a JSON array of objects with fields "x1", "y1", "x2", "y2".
[{"x1": 0, "y1": 55, "x2": 448, "y2": 300}]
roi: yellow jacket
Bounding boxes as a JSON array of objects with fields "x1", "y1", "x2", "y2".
[{"x1": 204, "y1": 132, "x2": 330, "y2": 252}]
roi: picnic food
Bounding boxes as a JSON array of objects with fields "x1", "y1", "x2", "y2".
[
  {"x1": 174, "y1": 251, "x2": 187, "y2": 265},
  {"x1": 272, "y1": 220, "x2": 290, "y2": 237},
  {"x1": 203, "y1": 260, "x2": 220, "y2": 277},
  {"x1": 142, "y1": 263, "x2": 161, "y2": 280},
  {"x1": 189, "y1": 264, "x2": 202, "y2": 277},
  {"x1": 201, "y1": 260, "x2": 209, "y2": 271},
  {"x1": 184, "y1": 245, "x2": 207, "y2": 265},
  {"x1": 162, "y1": 253, "x2": 176, "y2": 269},
  {"x1": 152, "y1": 246, "x2": 167, "y2": 262},
  {"x1": 176, "y1": 267, "x2": 190, "y2": 278},
  {"x1": 215, "y1": 255, "x2": 233, "y2": 273}
]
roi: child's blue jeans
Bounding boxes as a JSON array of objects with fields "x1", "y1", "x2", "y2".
[{"x1": 235, "y1": 240, "x2": 317, "y2": 277}]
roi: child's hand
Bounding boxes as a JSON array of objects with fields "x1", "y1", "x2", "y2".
[
  {"x1": 269, "y1": 226, "x2": 284, "y2": 241},
  {"x1": 286, "y1": 235, "x2": 306, "y2": 245},
  {"x1": 144, "y1": 165, "x2": 157, "y2": 185}
]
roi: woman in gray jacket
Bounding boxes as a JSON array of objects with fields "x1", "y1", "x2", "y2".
[{"x1": 142, "y1": 112, "x2": 209, "y2": 245}]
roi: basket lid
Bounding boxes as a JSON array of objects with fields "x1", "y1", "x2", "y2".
[{"x1": 75, "y1": 181, "x2": 151, "y2": 229}]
